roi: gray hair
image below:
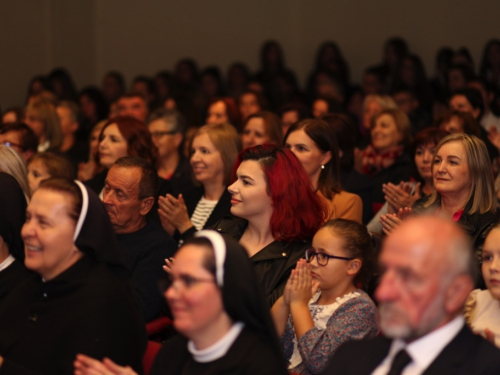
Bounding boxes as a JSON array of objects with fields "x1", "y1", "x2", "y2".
[{"x1": 148, "y1": 108, "x2": 187, "y2": 136}]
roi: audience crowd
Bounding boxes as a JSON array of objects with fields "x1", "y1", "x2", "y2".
[{"x1": 2, "y1": 37, "x2": 500, "y2": 374}]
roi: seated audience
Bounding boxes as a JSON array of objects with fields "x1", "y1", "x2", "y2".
[
  {"x1": 206, "y1": 97, "x2": 241, "y2": 129},
  {"x1": 238, "y1": 90, "x2": 266, "y2": 121},
  {"x1": 78, "y1": 86, "x2": 109, "y2": 140},
  {"x1": 358, "y1": 94, "x2": 398, "y2": 147},
  {"x1": 241, "y1": 111, "x2": 282, "y2": 149},
  {"x1": 323, "y1": 216, "x2": 500, "y2": 374},
  {"x1": 147, "y1": 108, "x2": 194, "y2": 196},
  {"x1": 27, "y1": 152, "x2": 74, "y2": 194},
  {"x1": 465, "y1": 224, "x2": 500, "y2": 348},
  {"x1": 1, "y1": 107, "x2": 24, "y2": 124},
  {"x1": 322, "y1": 113, "x2": 374, "y2": 223},
  {"x1": 101, "y1": 71, "x2": 126, "y2": 105},
  {"x1": 285, "y1": 118, "x2": 363, "y2": 223},
  {"x1": 369, "y1": 127, "x2": 448, "y2": 234},
  {"x1": 278, "y1": 102, "x2": 308, "y2": 136},
  {"x1": 74, "y1": 231, "x2": 289, "y2": 375},
  {"x1": 214, "y1": 145, "x2": 327, "y2": 305},
  {"x1": 85, "y1": 116, "x2": 158, "y2": 195},
  {"x1": 0, "y1": 145, "x2": 31, "y2": 201},
  {"x1": 0, "y1": 122, "x2": 38, "y2": 162},
  {"x1": 0, "y1": 173, "x2": 31, "y2": 302},
  {"x1": 24, "y1": 100, "x2": 63, "y2": 152},
  {"x1": 437, "y1": 109, "x2": 481, "y2": 136},
  {"x1": 56, "y1": 100, "x2": 89, "y2": 165},
  {"x1": 77, "y1": 120, "x2": 106, "y2": 182},
  {"x1": 116, "y1": 92, "x2": 149, "y2": 123},
  {"x1": 272, "y1": 219, "x2": 379, "y2": 374},
  {"x1": 358, "y1": 108, "x2": 412, "y2": 214},
  {"x1": 0, "y1": 178, "x2": 146, "y2": 374},
  {"x1": 158, "y1": 122, "x2": 240, "y2": 241},
  {"x1": 381, "y1": 134, "x2": 497, "y2": 286},
  {"x1": 103, "y1": 157, "x2": 176, "y2": 322}
]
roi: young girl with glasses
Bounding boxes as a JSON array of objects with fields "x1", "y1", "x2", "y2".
[{"x1": 271, "y1": 219, "x2": 379, "y2": 375}]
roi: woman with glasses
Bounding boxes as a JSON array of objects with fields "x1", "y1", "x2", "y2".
[
  {"x1": 271, "y1": 219, "x2": 379, "y2": 375},
  {"x1": 74, "y1": 231, "x2": 289, "y2": 375}
]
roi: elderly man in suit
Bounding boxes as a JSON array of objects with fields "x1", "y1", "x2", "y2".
[{"x1": 323, "y1": 215, "x2": 500, "y2": 375}]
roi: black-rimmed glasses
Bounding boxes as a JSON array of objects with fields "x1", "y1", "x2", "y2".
[
  {"x1": 159, "y1": 274, "x2": 215, "y2": 292},
  {"x1": 305, "y1": 248, "x2": 354, "y2": 266}
]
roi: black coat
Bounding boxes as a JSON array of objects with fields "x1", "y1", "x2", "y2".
[
  {"x1": 150, "y1": 327, "x2": 287, "y2": 375},
  {"x1": 0, "y1": 260, "x2": 30, "y2": 303},
  {"x1": 0, "y1": 256, "x2": 146, "y2": 375},
  {"x1": 212, "y1": 217, "x2": 308, "y2": 306},
  {"x1": 322, "y1": 325, "x2": 500, "y2": 375},
  {"x1": 85, "y1": 169, "x2": 173, "y2": 225},
  {"x1": 368, "y1": 152, "x2": 412, "y2": 208},
  {"x1": 176, "y1": 187, "x2": 232, "y2": 242}
]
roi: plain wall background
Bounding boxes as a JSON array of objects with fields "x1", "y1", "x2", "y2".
[{"x1": 1, "y1": 0, "x2": 499, "y2": 108}]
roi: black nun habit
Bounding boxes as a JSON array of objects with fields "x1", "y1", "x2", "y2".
[
  {"x1": 150, "y1": 230, "x2": 289, "y2": 375},
  {"x1": 0, "y1": 179, "x2": 146, "y2": 375}
]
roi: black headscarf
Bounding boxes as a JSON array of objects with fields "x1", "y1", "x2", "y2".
[
  {"x1": 0, "y1": 172, "x2": 27, "y2": 260},
  {"x1": 194, "y1": 230, "x2": 288, "y2": 374},
  {"x1": 73, "y1": 181, "x2": 128, "y2": 278}
]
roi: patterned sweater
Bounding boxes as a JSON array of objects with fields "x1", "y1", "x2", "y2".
[{"x1": 281, "y1": 289, "x2": 379, "y2": 375}]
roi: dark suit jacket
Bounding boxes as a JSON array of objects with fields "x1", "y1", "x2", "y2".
[{"x1": 322, "y1": 325, "x2": 500, "y2": 375}]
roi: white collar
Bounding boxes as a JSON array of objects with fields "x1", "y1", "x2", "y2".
[
  {"x1": 187, "y1": 322, "x2": 244, "y2": 363},
  {"x1": 388, "y1": 315, "x2": 464, "y2": 373},
  {"x1": 37, "y1": 140, "x2": 50, "y2": 152},
  {"x1": 0, "y1": 254, "x2": 15, "y2": 272}
]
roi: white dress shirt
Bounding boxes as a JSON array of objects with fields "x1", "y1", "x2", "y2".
[{"x1": 372, "y1": 315, "x2": 464, "y2": 375}]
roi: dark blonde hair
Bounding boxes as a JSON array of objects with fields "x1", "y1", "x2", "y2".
[
  {"x1": 25, "y1": 101, "x2": 63, "y2": 151},
  {"x1": 192, "y1": 123, "x2": 242, "y2": 185},
  {"x1": 425, "y1": 133, "x2": 496, "y2": 214},
  {"x1": 371, "y1": 108, "x2": 412, "y2": 149},
  {"x1": 28, "y1": 152, "x2": 75, "y2": 180}
]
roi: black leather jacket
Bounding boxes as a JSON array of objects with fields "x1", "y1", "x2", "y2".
[{"x1": 211, "y1": 217, "x2": 309, "y2": 306}]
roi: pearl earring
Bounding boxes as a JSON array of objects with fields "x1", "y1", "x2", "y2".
[{"x1": 321, "y1": 165, "x2": 325, "y2": 170}]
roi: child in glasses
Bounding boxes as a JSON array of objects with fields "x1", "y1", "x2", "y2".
[{"x1": 271, "y1": 219, "x2": 379, "y2": 375}]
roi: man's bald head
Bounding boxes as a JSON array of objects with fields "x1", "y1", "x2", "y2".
[{"x1": 376, "y1": 216, "x2": 475, "y2": 342}]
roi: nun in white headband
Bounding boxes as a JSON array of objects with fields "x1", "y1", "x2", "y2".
[
  {"x1": 0, "y1": 177, "x2": 146, "y2": 375},
  {"x1": 74, "y1": 230, "x2": 289, "y2": 375}
]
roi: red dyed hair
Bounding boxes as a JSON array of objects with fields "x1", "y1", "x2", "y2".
[
  {"x1": 98, "y1": 116, "x2": 157, "y2": 166},
  {"x1": 232, "y1": 145, "x2": 327, "y2": 242}
]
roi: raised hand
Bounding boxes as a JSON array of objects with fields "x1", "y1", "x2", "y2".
[{"x1": 74, "y1": 354, "x2": 137, "y2": 375}]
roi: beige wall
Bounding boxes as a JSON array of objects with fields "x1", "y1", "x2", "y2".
[{"x1": 1, "y1": 0, "x2": 499, "y2": 108}]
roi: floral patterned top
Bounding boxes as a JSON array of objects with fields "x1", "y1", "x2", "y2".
[{"x1": 281, "y1": 289, "x2": 379, "y2": 375}]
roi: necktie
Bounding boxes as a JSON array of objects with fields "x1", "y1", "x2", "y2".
[{"x1": 387, "y1": 349, "x2": 412, "y2": 375}]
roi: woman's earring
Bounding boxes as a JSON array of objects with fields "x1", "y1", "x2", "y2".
[{"x1": 321, "y1": 164, "x2": 325, "y2": 170}]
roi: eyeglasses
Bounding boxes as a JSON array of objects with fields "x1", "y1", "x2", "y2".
[
  {"x1": 305, "y1": 248, "x2": 354, "y2": 266},
  {"x1": 150, "y1": 130, "x2": 177, "y2": 139},
  {"x1": 1, "y1": 141, "x2": 23, "y2": 149},
  {"x1": 161, "y1": 274, "x2": 215, "y2": 292}
]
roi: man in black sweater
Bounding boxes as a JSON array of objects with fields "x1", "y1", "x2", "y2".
[{"x1": 103, "y1": 156, "x2": 176, "y2": 322}]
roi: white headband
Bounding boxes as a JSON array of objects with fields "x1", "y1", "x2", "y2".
[
  {"x1": 195, "y1": 230, "x2": 226, "y2": 287},
  {"x1": 73, "y1": 180, "x2": 89, "y2": 242}
]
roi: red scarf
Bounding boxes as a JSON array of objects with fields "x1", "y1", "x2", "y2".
[{"x1": 361, "y1": 144, "x2": 404, "y2": 175}]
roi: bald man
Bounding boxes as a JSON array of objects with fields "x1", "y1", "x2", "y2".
[{"x1": 323, "y1": 216, "x2": 500, "y2": 375}]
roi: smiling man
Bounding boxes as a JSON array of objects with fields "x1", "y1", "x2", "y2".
[
  {"x1": 323, "y1": 216, "x2": 500, "y2": 375},
  {"x1": 103, "y1": 156, "x2": 176, "y2": 322}
]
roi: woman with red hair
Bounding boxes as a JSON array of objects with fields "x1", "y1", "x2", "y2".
[{"x1": 214, "y1": 145, "x2": 327, "y2": 306}]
